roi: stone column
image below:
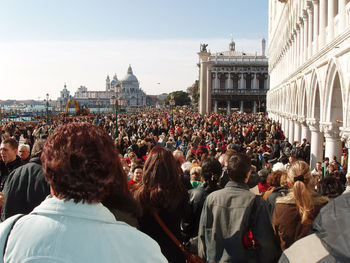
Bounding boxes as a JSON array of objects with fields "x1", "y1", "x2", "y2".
[
  {"x1": 296, "y1": 26, "x2": 301, "y2": 67},
  {"x1": 289, "y1": 118, "x2": 295, "y2": 144},
  {"x1": 312, "y1": 0, "x2": 319, "y2": 54},
  {"x1": 253, "y1": 101, "x2": 257, "y2": 114},
  {"x1": 206, "y1": 63, "x2": 214, "y2": 114},
  {"x1": 301, "y1": 120, "x2": 311, "y2": 142},
  {"x1": 299, "y1": 18, "x2": 304, "y2": 65},
  {"x1": 198, "y1": 52, "x2": 211, "y2": 115},
  {"x1": 294, "y1": 120, "x2": 301, "y2": 143},
  {"x1": 307, "y1": 119, "x2": 324, "y2": 169},
  {"x1": 321, "y1": 123, "x2": 341, "y2": 161},
  {"x1": 327, "y1": 0, "x2": 335, "y2": 41},
  {"x1": 253, "y1": 73, "x2": 257, "y2": 89},
  {"x1": 284, "y1": 117, "x2": 289, "y2": 138},
  {"x1": 214, "y1": 100, "x2": 218, "y2": 113},
  {"x1": 319, "y1": 0, "x2": 327, "y2": 47},
  {"x1": 303, "y1": 10, "x2": 309, "y2": 61},
  {"x1": 239, "y1": 73, "x2": 245, "y2": 89},
  {"x1": 227, "y1": 100, "x2": 231, "y2": 114},
  {"x1": 227, "y1": 73, "x2": 231, "y2": 90},
  {"x1": 239, "y1": 101, "x2": 244, "y2": 113},
  {"x1": 307, "y1": 4, "x2": 313, "y2": 58},
  {"x1": 339, "y1": 0, "x2": 347, "y2": 32}
]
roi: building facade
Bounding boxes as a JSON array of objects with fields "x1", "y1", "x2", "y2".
[
  {"x1": 267, "y1": 0, "x2": 350, "y2": 169},
  {"x1": 57, "y1": 65, "x2": 146, "y2": 109},
  {"x1": 198, "y1": 39, "x2": 269, "y2": 115}
]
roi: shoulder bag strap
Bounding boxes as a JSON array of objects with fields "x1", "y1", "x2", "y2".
[
  {"x1": 152, "y1": 212, "x2": 185, "y2": 253},
  {"x1": 3, "y1": 214, "x2": 25, "y2": 258}
]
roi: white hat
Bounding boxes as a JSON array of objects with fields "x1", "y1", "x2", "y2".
[{"x1": 272, "y1": 162, "x2": 286, "y2": 172}]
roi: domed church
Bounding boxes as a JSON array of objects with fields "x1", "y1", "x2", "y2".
[{"x1": 106, "y1": 65, "x2": 146, "y2": 107}]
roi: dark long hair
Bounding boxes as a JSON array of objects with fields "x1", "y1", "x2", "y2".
[{"x1": 133, "y1": 146, "x2": 187, "y2": 213}]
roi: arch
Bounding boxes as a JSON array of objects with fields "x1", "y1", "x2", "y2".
[
  {"x1": 309, "y1": 70, "x2": 322, "y2": 120},
  {"x1": 323, "y1": 59, "x2": 345, "y2": 124}
]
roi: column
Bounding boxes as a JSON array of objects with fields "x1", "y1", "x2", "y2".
[
  {"x1": 296, "y1": 26, "x2": 300, "y2": 67},
  {"x1": 307, "y1": 119, "x2": 324, "y2": 169},
  {"x1": 206, "y1": 65, "x2": 213, "y2": 114},
  {"x1": 322, "y1": 123, "x2": 342, "y2": 161},
  {"x1": 253, "y1": 101, "x2": 257, "y2": 113},
  {"x1": 239, "y1": 73, "x2": 245, "y2": 89},
  {"x1": 327, "y1": 0, "x2": 335, "y2": 42},
  {"x1": 319, "y1": 0, "x2": 327, "y2": 48},
  {"x1": 284, "y1": 117, "x2": 289, "y2": 138},
  {"x1": 289, "y1": 118, "x2": 295, "y2": 143},
  {"x1": 253, "y1": 73, "x2": 257, "y2": 89},
  {"x1": 226, "y1": 73, "x2": 231, "y2": 90},
  {"x1": 214, "y1": 100, "x2": 218, "y2": 113},
  {"x1": 239, "y1": 101, "x2": 244, "y2": 113},
  {"x1": 299, "y1": 18, "x2": 304, "y2": 65},
  {"x1": 199, "y1": 56, "x2": 209, "y2": 115},
  {"x1": 303, "y1": 10, "x2": 309, "y2": 61},
  {"x1": 294, "y1": 121, "x2": 301, "y2": 143},
  {"x1": 301, "y1": 122, "x2": 311, "y2": 142},
  {"x1": 307, "y1": 4, "x2": 313, "y2": 58},
  {"x1": 339, "y1": 0, "x2": 346, "y2": 31},
  {"x1": 227, "y1": 100, "x2": 231, "y2": 114},
  {"x1": 313, "y1": 0, "x2": 319, "y2": 53}
]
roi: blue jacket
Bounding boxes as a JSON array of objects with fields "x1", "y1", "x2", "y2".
[
  {"x1": 0, "y1": 196, "x2": 167, "y2": 263},
  {"x1": 198, "y1": 181, "x2": 279, "y2": 262}
]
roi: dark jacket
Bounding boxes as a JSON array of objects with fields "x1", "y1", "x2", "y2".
[
  {"x1": 279, "y1": 193, "x2": 350, "y2": 262},
  {"x1": 138, "y1": 205, "x2": 186, "y2": 263},
  {"x1": 266, "y1": 186, "x2": 289, "y2": 219},
  {"x1": 1, "y1": 157, "x2": 50, "y2": 221},
  {"x1": 0, "y1": 156, "x2": 24, "y2": 191},
  {"x1": 198, "y1": 181, "x2": 279, "y2": 263},
  {"x1": 272, "y1": 190, "x2": 328, "y2": 251},
  {"x1": 181, "y1": 184, "x2": 219, "y2": 241}
]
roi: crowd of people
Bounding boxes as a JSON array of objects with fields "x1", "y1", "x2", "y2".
[{"x1": 0, "y1": 108, "x2": 349, "y2": 262}]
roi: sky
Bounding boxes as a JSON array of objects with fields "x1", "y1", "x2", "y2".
[{"x1": 0, "y1": 0, "x2": 268, "y2": 100}]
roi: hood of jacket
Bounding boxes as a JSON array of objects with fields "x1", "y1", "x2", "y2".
[
  {"x1": 311, "y1": 193, "x2": 350, "y2": 260},
  {"x1": 276, "y1": 189, "x2": 328, "y2": 206}
]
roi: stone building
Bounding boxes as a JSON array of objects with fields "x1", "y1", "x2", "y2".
[
  {"x1": 57, "y1": 65, "x2": 146, "y2": 109},
  {"x1": 198, "y1": 39, "x2": 269, "y2": 115},
  {"x1": 267, "y1": 0, "x2": 350, "y2": 169}
]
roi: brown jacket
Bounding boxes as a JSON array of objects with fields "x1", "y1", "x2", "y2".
[{"x1": 272, "y1": 190, "x2": 328, "y2": 251}]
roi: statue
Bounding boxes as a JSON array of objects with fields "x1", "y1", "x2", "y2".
[{"x1": 200, "y1": 43, "x2": 208, "y2": 53}]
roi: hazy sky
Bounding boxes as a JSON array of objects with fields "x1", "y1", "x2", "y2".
[{"x1": 0, "y1": 0, "x2": 268, "y2": 100}]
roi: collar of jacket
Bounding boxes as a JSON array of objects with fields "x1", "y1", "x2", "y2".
[
  {"x1": 5, "y1": 156, "x2": 22, "y2": 169},
  {"x1": 29, "y1": 156, "x2": 41, "y2": 165},
  {"x1": 225, "y1": 181, "x2": 250, "y2": 190},
  {"x1": 31, "y1": 196, "x2": 116, "y2": 224}
]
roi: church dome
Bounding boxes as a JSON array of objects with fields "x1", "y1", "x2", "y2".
[{"x1": 121, "y1": 65, "x2": 138, "y2": 83}]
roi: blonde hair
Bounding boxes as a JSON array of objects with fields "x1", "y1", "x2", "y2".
[
  {"x1": 287, "y1": 160, "x2": 314, "y2": 224},
  {"x1": 190, "y1": 166, "x2": 202, "y2": 182}
]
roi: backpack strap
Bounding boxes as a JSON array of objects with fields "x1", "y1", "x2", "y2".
[{"x1": 3, "y1": 214, "x2": 25, "y2": 259}]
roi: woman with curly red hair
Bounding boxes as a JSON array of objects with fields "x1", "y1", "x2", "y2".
[
  {"x1": 133, "y1": 146, "x2": 189, "y2": 263},
  {"x1": 0, "y1": 123, "x2": 166, "y2": 263}
]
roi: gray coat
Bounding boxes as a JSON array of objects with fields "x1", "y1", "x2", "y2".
[{"x1": 198, "y1": 181, "x2": 279, "y2": 263}]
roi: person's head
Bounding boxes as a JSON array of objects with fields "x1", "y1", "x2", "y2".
[
  {"x1": 287, "y1": 160, "x2": 314, "y2": 224},
  {"x1": 227, "y1": 153, "x2": 251, "y2": 183},
  {"x1": 317, "y1": 176, "x2": 342, "y2": 198},
  {"x1": 132, "y1": 165, "x2": 143, "y2": 183},
  {"x1": 31, "y1": 138, "x2": 46, "y2": 157},
  {"x1": 201, "y1": 156, "x2": 222, "y2": 186},
  {"x1": 267, "y1": 170, "x2": 287, "y2": 187},
  {"x1": 41, "y1": 122, "x2": 127, "y2": 203},
  {"x1": 190, "y1": 166, "x2": 202, "y2": 182},
  {"x1": 316, "y1": 162, "x2": 322, "y2": 171},
  {"x1": 133, "y1": 146, "x2": 186, "y2": 212},
  {"x1": 18, "y1": 144, "x2": 30, "y2": 161},
  {"x1": 0, "y1": 138, "x2": 18, "y2": 163}
]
